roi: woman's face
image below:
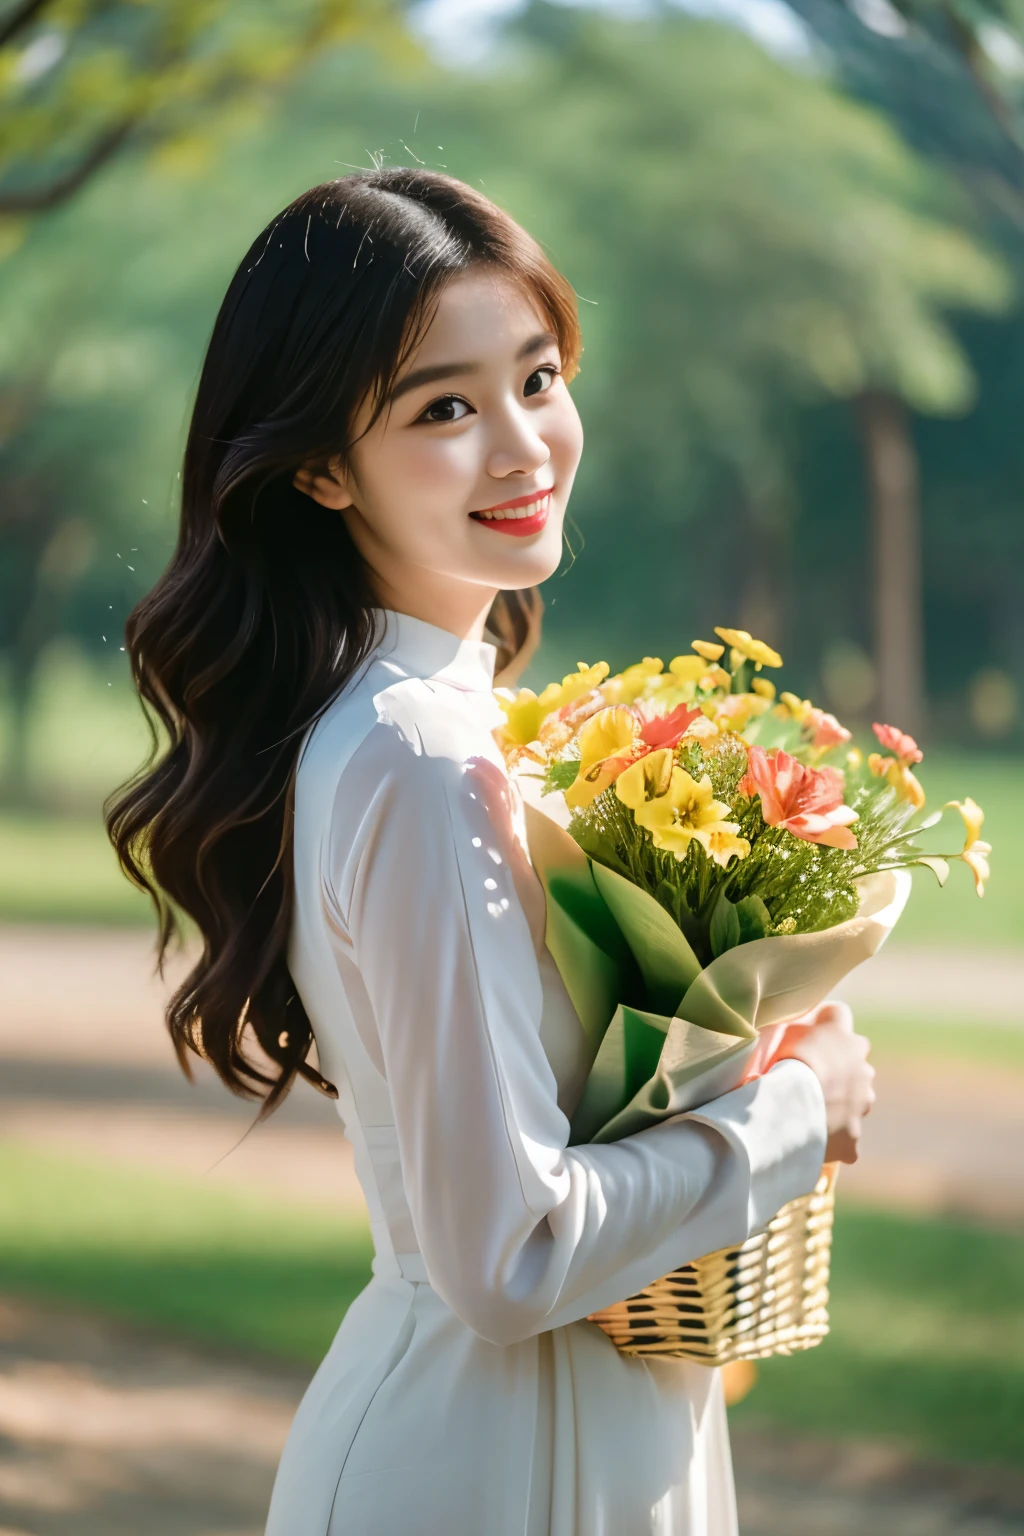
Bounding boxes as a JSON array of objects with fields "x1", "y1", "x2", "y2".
[{"x1": 295, "y1": 265, "x2": 584, "y2": 634}]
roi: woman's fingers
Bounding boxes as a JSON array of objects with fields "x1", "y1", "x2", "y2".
[{"x1": 825, "y1": 1126, "x2": 860, "y2": 1164}]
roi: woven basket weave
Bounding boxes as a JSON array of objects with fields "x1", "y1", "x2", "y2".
[{"x1": 588, "y1": 1163, "x2": 839, "y2": 1364}]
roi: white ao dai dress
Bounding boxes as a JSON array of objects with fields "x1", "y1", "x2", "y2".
[{"x1": 265, "y1": 608, "x2": 828, "y2": 1536}]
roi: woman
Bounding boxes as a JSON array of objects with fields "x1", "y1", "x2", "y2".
[{"x1": 108, "y1": 169, "x2": 874, "y2": 1535}]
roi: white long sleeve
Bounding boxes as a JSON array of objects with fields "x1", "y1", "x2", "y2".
[{"x1": 322, "y1": 676, "x2": 829, "y2": 1348}]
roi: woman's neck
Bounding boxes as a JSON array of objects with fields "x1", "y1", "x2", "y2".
[{"x1": 370, "y1": 570, "x2": 498, "y2": 643}]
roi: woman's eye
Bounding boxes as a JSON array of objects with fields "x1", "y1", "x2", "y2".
[
  {"x1": 420, "y1": 395, "x2": 472, "y2": 424},
  {"x1": 417, "y1": 364, "x2": 560, "y2": 423},
  {"x1": 525, "y1": 364, "x2": 561, "y2": 397}
]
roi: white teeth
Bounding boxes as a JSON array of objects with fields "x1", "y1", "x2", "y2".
[{"x1": 475, "y1": 493, "x2": 549, "y2": 522}]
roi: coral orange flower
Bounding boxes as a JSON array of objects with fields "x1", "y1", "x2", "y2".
[
  {"x1": 739, "y1": 746, "x2": 859, "y2": 850},
  {"x1": 868, "y1": 723, "x2": 924, "y2": 807},
  {"x1": 804, "y1": 706, "x2": 852, "y2": 749},
  {"x1": 872, "y1": 722, "x2": 923, "y2": 765},
  {"x1": 564, "y1": 702, "x2": 702, "y2": 810}
]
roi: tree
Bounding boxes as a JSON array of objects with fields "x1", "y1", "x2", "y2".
[
  {"x1": 0, "y1": 0, "x2": 416, "y2": 798},
  {"x1": 469, "y1": 3, "x2": 1014, "y2": 729},
  {"x1": 0, "y1": 0, "x2": 409, "y2": 219},
  {"x1": 784, "y1": 0, "x2": 1024, "y2": 731}
]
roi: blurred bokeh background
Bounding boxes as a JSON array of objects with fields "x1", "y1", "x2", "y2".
[{"x1": 0, "y1": 1, "x2": 1022, "y2": 1532}]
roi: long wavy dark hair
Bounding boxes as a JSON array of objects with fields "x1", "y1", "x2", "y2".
[{"x1": 105, "y1": 169, "x2": 582, "y2": 1115}]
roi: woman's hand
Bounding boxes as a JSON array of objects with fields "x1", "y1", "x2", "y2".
[{"x1": 775, "y1": 1001, "x2": 875, "y2": 1164}]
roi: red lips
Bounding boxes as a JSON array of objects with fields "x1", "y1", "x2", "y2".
[{"x1": 470, "y1": 489, "x2": 552, "y2": 538}]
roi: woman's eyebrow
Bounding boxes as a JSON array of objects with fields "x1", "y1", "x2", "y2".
[{"x1": 389, "y1": 331, "x2": 558, "y2": 402}]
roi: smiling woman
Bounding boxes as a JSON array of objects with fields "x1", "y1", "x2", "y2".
[
  {"x1": 104, "y1": 169, "x2": 835, "y2": 1536},
  {"x1": 105, "y1": 169, "x2": 583, "y2": 1114},
  {"x1": 290, "y1": 264, "x2": 581, "y2": 630}
]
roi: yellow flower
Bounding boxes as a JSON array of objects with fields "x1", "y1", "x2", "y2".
[
  {"x1": 538, "y1": 661, "x2": 611, "y2": 715},
  {"x1": 962, "y1": 840, "x2": 992, "y2": 896},
  {"x1": 700, "y1": 665, "x2": 732, "y2": 691},
  {"x1": 496, "y1": 688, "x2": 545, "y2": 748},
  {"x1": 603, "y1": 657, "x2": 664, "y2": 704},
  {"x1": 846, "y1": 747, "x2": 863, "y2": 771},
  {"x1": 564, "y1": 707, "x2": 639, "y2": 810},
  {"x1": 868, "y1": 752, "x2": 926, "y2": 810},
  {"x1": 691, "y1": 640, "x2": 725, "y2": 663},
  {"x1": 536, "y1": 682, "x2": 565, "y2": 713},
  {"x1": 616, "y1": 759, "x2": 745, "y2": 862},
  {"x1": 779, "y1": 691, "x2": 812, "y2": 721},
  {"x1": 751, "y1": 677, "x2": 776, "y2": 701},
  {"x1": 714, "y1": 627, "x2": 783, "y2": 670},
  {"x1": 944, "y1": 798, "x2": 990, "y2": 895},
  {"x1": 704, "y1": 827, "x2": 752, "y2": 869},
  {"x1": 946, "y1": 796, "x2": 984, "y2": 851},
  {"x1": 669, "y1": 654, "x2": 708, "y2": 683}
]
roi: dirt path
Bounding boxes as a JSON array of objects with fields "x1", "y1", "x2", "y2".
[
  {"x1": 0, "y1": 1296, "x2": 1021, "y2": 1536},
  {"x1": 2, "y1": 924, "x2": 1022, "y2": 1221}
]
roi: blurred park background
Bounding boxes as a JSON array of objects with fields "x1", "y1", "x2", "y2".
[{"x1": 0, "y1": 0, "x2": 1023, "y2": 1532}]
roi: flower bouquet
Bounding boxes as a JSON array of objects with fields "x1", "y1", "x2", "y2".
[{"x1": 495, "y1": 629, "x2": 990, "y2": 1364}]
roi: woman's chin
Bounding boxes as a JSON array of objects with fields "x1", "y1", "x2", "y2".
[{"x1": 470, "y1": 515, "x2": 565, "y2": 588}]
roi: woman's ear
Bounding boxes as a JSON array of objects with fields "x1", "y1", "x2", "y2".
[{"x1": 292, "y1": 454, "x2": 355, "y2": 511}]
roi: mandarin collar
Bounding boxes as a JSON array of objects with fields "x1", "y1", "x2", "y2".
[{"x1": 371, "y1": 607, "x2": 498, "y2": 694}]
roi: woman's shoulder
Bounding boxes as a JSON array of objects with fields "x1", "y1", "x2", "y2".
[
  {"x1": 295, "y1": 661, "x2": 501, "y2": 850},
  {"x1": 296, "y1": 667, "x2": 510, "y2": 932}
]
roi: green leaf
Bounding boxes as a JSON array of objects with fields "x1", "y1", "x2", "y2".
[
  {"x1": 568, "y1": 1004, "x2": 672, "y2": 1145},
  {"x1": 523, "y1": 804, "x2": 636, "y2": 1054},
  {"x1": 589, "y1": 860, "x2": 703, "y2": 1013},
  {"x1": 545, "y1": 759, "x2": 580, "y2": 793},
  {"x1": 735, "y1": 893, "x2": 772, "y2": 944},
  {"x1": 912, "y1": 856, "x2": 951, "y2": 887},
  {"x1": 710, "y1": 890, "x2": 741, "y2": 958}
]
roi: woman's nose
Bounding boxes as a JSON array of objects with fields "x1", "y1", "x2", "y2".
[{"x1": 485, "y1": 401, "x2": 551, "y2": 481}]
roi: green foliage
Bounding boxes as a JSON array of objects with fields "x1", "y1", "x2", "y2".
[
  {"x1": 492, "y1": 3, "x2": 1012, "y2": 503},
  {"x1": 544, "y1": 758, "x2": 580, "y2": 794},
  {"x1": 709, "y1": 890, "x2": 772, "y2": 958},
  {"x1": 0, "y1": 0, "x2": 409, "y2": 217}
]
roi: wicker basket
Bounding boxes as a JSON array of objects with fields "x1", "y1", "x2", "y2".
[{"x1": 588, "y1": 1163, "x2": 839, "y2": 1364}]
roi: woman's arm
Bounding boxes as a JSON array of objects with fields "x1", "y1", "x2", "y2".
[{"x1": 330, "y1": 711, "x2": 829, "y2": 1346}]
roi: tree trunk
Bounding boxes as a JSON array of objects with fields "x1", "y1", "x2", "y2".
[
  {"x1": 855, "y1": 389, "x2": 926, "y2": 739},
  {"x1": 737, "y1": 480, "x2": 792, "y2": 662},
  {"x1": 3, "y1": 649, "x2": 36, "y2": 802}
]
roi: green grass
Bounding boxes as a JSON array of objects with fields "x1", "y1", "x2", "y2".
[
  {"x1": 0, "y1": 1141, "x2": 374, "y2": 1364},
  {"x1": 734, "y1": 1205, "x2": 1024, "y2": 1467},
  {"x1": 0, "y1": 1140, "x2": 1021, "y2": 1466},
  {"x1": 0, "y1": 642, "x2": 152, "y2": 815},
  {"x1": 885, "y1": 751, "x2": 1024, "y2": 950},
  {"x1": 857, "y1": 1012, "x2": 1024, "y2": 1073},
  {"x1": 0, "y1": 811, "x2": 152, "y2": 925}
]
